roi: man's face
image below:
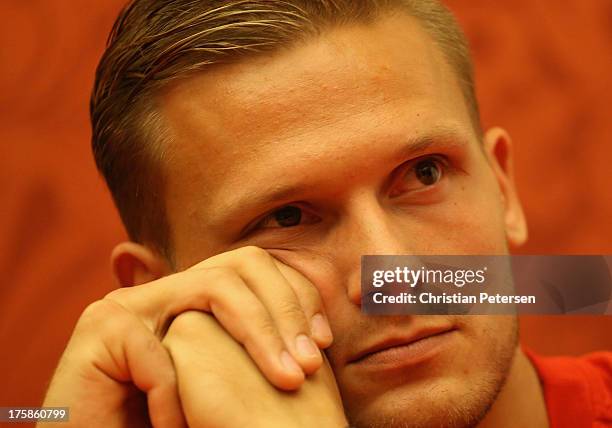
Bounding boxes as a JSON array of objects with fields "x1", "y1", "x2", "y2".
[{"x1": 159, "y1": 11, "x2": 522, "y2": 428}]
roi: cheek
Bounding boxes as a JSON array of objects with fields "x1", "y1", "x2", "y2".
[
  {"x1": 457, "y1": 315, "x2": 518, "y2": 362},
  {"x1": 422, "y1": 167, "x2": 508, "y2": 255},
  {"x1": 447, "y1": 203, "x2": 507, "y2": 253},
  {"x1": 392, "y1": 203, "x2": 507, "y2": 257}
]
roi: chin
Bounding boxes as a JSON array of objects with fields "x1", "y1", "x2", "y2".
[
  {"x1": 346, "y1": 374, "x2": 502, "y2": 428},
  {"x1": 343, "y1": 318, "x2": 519, "y2": 428}
]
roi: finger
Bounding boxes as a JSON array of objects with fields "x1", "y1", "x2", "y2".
[
  {"x1": 105, "y1": 246, "x2": 319, "y2": 384},
  {"x1": 273, "y1": 260, "x2": 334, "y2": 348},
  {"x1": 123, "y1": 324, "x2": 187, "y2": 428},
  {"x1": 207, "y1": 247, "x2": 323, "y2": 375},
  {"x1": 108, "y1": 268, "x2": 306, "y2": 390},
  {"x1": 163, "y1": 311, "x2": 275, "y2": 427},
  {"x1": 196, "y1": 268, "x2": 306, "y2": 390},
  {"x1": 85, "y1": 300, "x2": 188, "y2": 428}
]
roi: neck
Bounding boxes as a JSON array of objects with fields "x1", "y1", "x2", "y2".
[{"x1": 478, "y1": 348, "x2": 549, "y2": 428}]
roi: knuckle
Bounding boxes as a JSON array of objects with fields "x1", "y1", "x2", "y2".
[
  {"x1": 103, "y1": 287, "x2": 130, "y2": 302},
  {"x1": 80, "y1": 299, "x2": 120, "y2": 323},
  {"x1": 226, "y1": 303, "x2": 268, "y2": 342},
  {"x1": 275, "y1": 300, "x2": 307, "y2": 324},
  {"x1": 252, "y1": 316, "x2": 280, "y2": 344},
  {"x1": 296, "y1": 284, "x2": 322, "y2": 309},
  {"x1": 77, "y1": 299, "x2": 130, "y2": 335}
]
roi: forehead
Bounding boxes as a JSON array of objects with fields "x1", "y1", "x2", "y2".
[{"x1": 159, "y1": 11, "x2": 474, "y2": 250}]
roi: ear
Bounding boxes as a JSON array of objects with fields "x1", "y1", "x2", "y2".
[
  {"x1": 483, "y1": 127, "x2": 528, "y2": 249},
  {"x1": 111, "y1": 242, "x2": 171, "y2": 287}
]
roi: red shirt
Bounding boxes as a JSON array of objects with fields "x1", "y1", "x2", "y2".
[{"x1": 526, "y1": 350, "x2": 612, "y2": 428}]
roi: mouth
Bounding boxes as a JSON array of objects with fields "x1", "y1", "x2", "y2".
[{"x1": 347, "y1": 326, "x2": 458, "y2": 367}]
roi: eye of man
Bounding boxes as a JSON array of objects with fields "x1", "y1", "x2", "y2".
[
  {"x1": 254, "y1": 156, "x2": 445, "y2": 231},
  {"x1": 414, "y1": 158, "x2": 441, "y2": 185},
  {"x1": 272, "y1": 205, "x2": 302, "y2": 227},
  {"x1": 254, "y1": 205, "x2": 312, "y2": 230},
  {"x1": 389, "y1": 155, "x2": 446, "y2": 198}
]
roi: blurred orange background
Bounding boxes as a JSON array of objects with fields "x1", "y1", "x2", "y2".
[{"x1": 0, "y1": 0, "x2": 610, "y2": 413}]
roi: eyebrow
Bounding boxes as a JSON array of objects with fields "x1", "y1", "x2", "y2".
[
  {"x1": 214, "y1": 129, "x2": 469, "y2": 226},
  {"x1": 396, "y1": 127, "x2": 470, "y2": 159}
]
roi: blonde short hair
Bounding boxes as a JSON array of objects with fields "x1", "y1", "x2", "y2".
[{"x1": 91, "y1": 0, "x2": 479, "y2": 256}]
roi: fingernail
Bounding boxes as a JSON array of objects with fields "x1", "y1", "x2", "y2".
[
  {"x1": 295, "y1": 334, "x2": 319, "y2": 358},
  {"x1": 311, "y1": 313, "x2": 333, "y2": 342},
  {"x1": 280, "y1": 350, "x2": 302, "y2": 374}
]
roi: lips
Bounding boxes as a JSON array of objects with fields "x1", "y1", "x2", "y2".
[{"x1": 347, "y1": 325, "x2": 457, "y2": 364}]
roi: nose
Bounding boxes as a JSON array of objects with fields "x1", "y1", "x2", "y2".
[{"x1": 338, "y1": 195, "x2": 412, "y2": 306}]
